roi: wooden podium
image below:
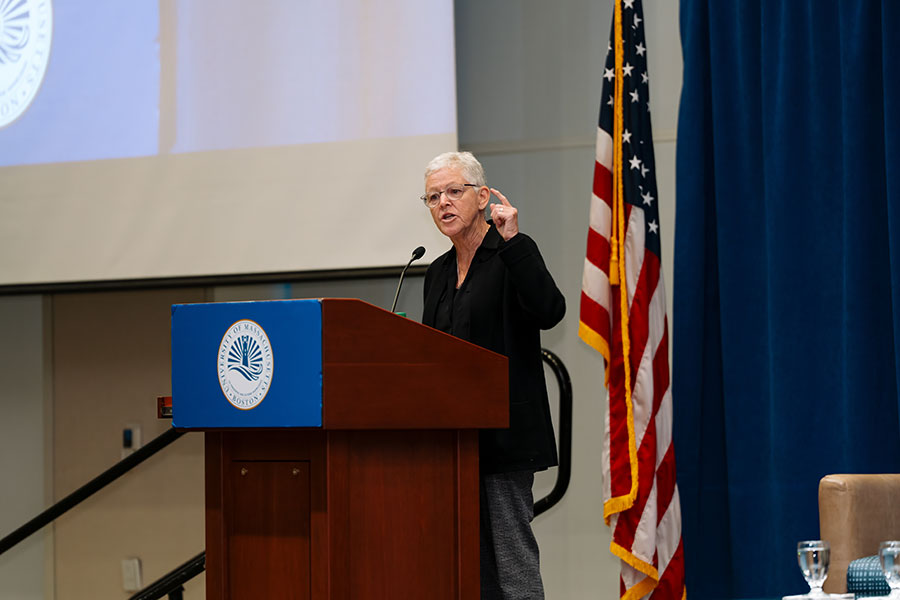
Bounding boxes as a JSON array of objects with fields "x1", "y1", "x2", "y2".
[{"x1": 172, "y1": 298, "x2": 508, "y2": 599}]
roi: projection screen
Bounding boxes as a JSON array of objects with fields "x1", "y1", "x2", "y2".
[{"x1": 0, "y1": 0, "x2": 457, "y2": 287}]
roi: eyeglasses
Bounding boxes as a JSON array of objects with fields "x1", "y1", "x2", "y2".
[{"x1": 420, "y1": 183, "x2": 478, "y2": 208}]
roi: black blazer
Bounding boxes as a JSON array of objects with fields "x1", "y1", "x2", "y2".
[{"x1": 422, "y1": 224, "x2": 566, "y2": 474}]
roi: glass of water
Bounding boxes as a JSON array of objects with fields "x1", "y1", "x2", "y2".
[
  {"x1": 798, "y1": 540, "x2": 830, "y2": 596},
  {"x1": 880, "y1": 541, "x2": 900, "y2": 598}
]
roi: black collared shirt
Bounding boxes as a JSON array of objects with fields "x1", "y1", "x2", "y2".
[{"x1": 432, "y1": 252, "x2": 482, "y2": 341}]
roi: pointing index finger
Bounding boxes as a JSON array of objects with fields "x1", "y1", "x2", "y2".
[{"x1": 490, "y1": 188, "x2": 513, "y2": 207}]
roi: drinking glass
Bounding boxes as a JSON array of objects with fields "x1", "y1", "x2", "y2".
[
  {"x1": 880, "y1": 541, "x2": 900, "y2": 598},
  {"x1": 798, "y1": 540, "x2": 830, "y2": 597}
]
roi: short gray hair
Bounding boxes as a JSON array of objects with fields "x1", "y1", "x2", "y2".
[{"x1": 424, "y1": 151, "x2": 487, "y2": 187}]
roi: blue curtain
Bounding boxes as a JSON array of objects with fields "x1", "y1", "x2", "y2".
[{"x1": 674, "y1": 1, "x2": 900, "y2": 599}]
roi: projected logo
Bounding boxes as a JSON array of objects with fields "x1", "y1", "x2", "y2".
[
  {"x1": 0, "y1": 0, "x2": 52, "y2": 128},
  {"x1": 217, "y1": 320, "x2": 274, "y2": 410}
]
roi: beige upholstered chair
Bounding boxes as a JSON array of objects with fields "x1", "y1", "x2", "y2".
[{"x1": 818, "y1": 474, "x2": 900, "y2": 593}]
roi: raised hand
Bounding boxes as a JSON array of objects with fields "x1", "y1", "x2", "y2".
[{"x1": 488, "y1": 188, "x2": 519, "y2": 241}]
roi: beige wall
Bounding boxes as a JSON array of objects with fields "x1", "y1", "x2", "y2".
[{"x1": 51, "y1": 289, "x2": 207, "y2": 599}]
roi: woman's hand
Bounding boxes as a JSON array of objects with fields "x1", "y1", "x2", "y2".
[{"x1": 489, "y1": 188, "x2": 518, "y2": 241}]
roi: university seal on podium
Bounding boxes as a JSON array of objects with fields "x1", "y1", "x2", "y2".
[
  {"x1": 217, "y1": 319, "x2": 274, "y2": 410},
  {"x1": 0, "y1": 0, "x2": 53, "y2": 128}
]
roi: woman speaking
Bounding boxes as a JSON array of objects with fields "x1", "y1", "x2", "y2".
[{"x1": 421, "y1": 151, "x2": 566, "y2": 600}]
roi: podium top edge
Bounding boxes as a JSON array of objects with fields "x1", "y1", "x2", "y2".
[{"x1": 171, "y1": 298, "x2": 383, "y2": 309}]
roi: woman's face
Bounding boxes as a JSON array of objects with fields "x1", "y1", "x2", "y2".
[{"x1": 424, "y1": 167, "x2": 489, "y2": 240}]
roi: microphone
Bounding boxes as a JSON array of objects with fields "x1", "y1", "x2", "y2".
[{"x1": 390, "y1": 246, "x2": 426, "y2": 314}]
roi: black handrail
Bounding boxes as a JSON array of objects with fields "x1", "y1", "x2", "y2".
[
  {"x1": 534, "y1": 348, "x2": 573, "y2": 517},
  {"x1": 0, "y1": 427, "x2": 186, "y2": 555},
  {"x1": 129, "y1": 551, "x2": 205, "y2": 600}
]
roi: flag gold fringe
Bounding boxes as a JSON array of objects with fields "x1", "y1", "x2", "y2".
[{"x1": 610, "y1": 540, "x2": 660, "y2": 600}]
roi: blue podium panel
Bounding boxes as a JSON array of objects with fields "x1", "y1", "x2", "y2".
[{"x1": 172, "y1": 299, "x2": 322, "y2": 428}]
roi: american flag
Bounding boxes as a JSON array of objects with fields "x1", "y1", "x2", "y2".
[{"x1": 579, "y1": 1, "x2": 685, "y2": 599}]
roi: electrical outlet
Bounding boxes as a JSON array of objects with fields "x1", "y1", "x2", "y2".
[
  {"x1": 121, "y1": 557, "x2": 143, "y2": 592},
  {"x1": 121, "y1": 423, "x2": 142, "y2": 459}
]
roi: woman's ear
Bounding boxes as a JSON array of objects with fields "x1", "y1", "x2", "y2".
[{"x1": 477, "y1": 186, "x2": 491, "y2": 210}]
